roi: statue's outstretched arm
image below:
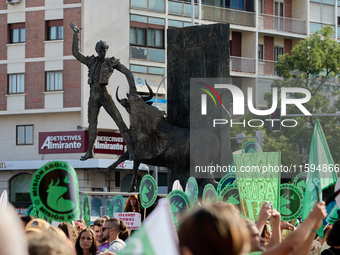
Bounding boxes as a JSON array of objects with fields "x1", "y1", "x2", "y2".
[
  {"x1": 70, "y1": 22, "x2": 87, "y2": 65},
  {"x1": 116, "y1": 63, "x2": 137, "y2": 94}
]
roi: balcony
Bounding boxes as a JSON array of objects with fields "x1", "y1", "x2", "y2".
[
  {"x1": 258, "y1": 14, "x2": 306, "y2": 35},
  {"x1": 258, "y1": 60, "x2": 276, "y2": 76},
  {"x1": 130, "y1": 46, "x2": 165, "y2": 63},
  {"x1": 168, "y1": 0, "x2": 199, "y2": 18},
  {"x1": 130, "y1": 0, "x2": 165, "y2": 13},
  {"x1": 230, "y1": 56, "x2": 256, "y2": 73},
  {"x1": 201, "y1": 5, "x2": 255, "y2": 27}
]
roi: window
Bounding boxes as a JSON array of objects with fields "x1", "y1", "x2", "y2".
[
  {"x1": 310, "y1": 2, "x2": 335, "y2": 25},
  {"x1": 130, "y1": 26, "x2": 164, "y2": 48},
  {"x1": 274, "y1": 46, "x2": 284, "y2": 61},
  {"x1": 130, "y1": 27, "x2": 146, "y2": 45},
  {"x1": 16, "y1": 125, "x2": 33, "y2": 145},
  {"x1": 115, "y1": 172, "x2": 120, "y2": 188},
  {"x1": 9, "y1": 23, "x2": 25, "y2": 43},
  {"x1": 47, "y1": 20, "x2": 63, "y2": 40},
  {"x1": 9, "y1": 173, "x2": 33, "y2": 207},
  {"x1": 258, "y1": 44, "x2": 264, "y2": 62},
  {"x1": 8, "y1": 74, "x2": 25, "y2": 94},
  {"x1": 130, "y1": 17, "x2": 165, "y2": 63},
  {"x1": 224, "y1": 0, "x2": 254, "y2": 11},
  {"x1": 46, "y1": 71, "x2": 63, "y2": 91}
]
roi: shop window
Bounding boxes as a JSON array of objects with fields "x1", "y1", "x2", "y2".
[{"x1": 9, "y1": 173, "x2": 32, "y2": 207}]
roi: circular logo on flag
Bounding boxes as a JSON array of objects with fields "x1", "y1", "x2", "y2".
[
  {"x1": 217, "y1": 173, "x2": 237, "y2": 194},
  {"x1": 25, "y1": 204, "x2": 34, "y2": 216},
  {"x1": 219, "y1": 185, "x2": 241, "y2": 210},
  {"x1": 242, "y1": 141, "x2": 262, "y2": 153},
  {"x1": 203, "y1": 184, "x2": 218, "y2": 204},
  {"x1": 83, "y1": 193, "x2": 91, "y2": 227},
  {"x1": 139, "y1": 175, "x2": 158, "y2": 209},
  {"x1": 109, "y1": 195, "x2": 125, "y2": 218},
  {"x1": 185, "y1": 177, "x2": 198, "y2": 206},
  {"x1": 279, "y1": 184, "x2": 304, "y2": 221},
  {"x1": 167, "y1": 190, "x2": 191, "y2": 227},
  {"x1": 293, "y1": 172, "x2": 307, "y2": 194},
  {"x1": 30, "y1": 161, "x2": 79, "y2": 222}
]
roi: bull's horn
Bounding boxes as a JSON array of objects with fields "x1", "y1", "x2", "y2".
[
  {"x1": 116, "y1": 86, "x2": 122, "y2": 104},
  {"x1": 142, "y1": 80, "x2": 154, "y2": 101}
]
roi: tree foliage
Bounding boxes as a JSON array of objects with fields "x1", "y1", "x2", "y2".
[{"x1": 262, "y1": 25, "x2": 340, "y2": 165}]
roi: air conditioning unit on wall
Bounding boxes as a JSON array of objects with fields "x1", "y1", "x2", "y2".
[{"x1": 7, "y1": 0, "x2": 21, "y2": 4}]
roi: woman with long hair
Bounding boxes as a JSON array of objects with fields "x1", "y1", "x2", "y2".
[
  {"x1": 124, "y1": 194, "x2": 141, "y2": 213},
  {"x1": 75, "y1": 228, "x2": 98, "y2": 255}
]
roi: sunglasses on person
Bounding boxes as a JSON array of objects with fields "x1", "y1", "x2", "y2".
[{"x1": 101, "y1": 226, "x2": 112, "y2": 232}]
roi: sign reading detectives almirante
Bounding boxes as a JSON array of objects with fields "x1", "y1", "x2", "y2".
[{"x1": 39, "y1": 131, "x2": 124, "y2": 155}]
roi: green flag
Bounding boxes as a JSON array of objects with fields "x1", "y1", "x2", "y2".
[
  {"x1": 302, "y1": 119, "x2": 338, "y2": 237},
  {"x1": 119, "y1": 199, "x2": 179, "y2": 255},
  {"x1": 326, "y1": 204, "x2": 340, "y2": 224}
]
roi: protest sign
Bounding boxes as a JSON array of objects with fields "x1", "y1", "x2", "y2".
[
  {"x1": 82, "y1": 193, "x2": 91, "y2": 227},
  {"x1": 30, "y1": 161, "x2": 79, "y2": 222},
  {"x1": 26, "y1": 204, "x2": 34, "y2": 216},
  {"x1": 167, "y1": 190, "x2": 191, "y2": 228},
  {"x1": 109, "y1": 195, "x2": 125, "y2": 218},
  {"x1": 293, "y1": 172, "x2": 307, "y2": 194},
  {"x1": 172, "y1": 180, "x2": 183, "y2": 191},
  {"x1": 114, "y1": 212, "x2": 141, "y2": 230},
  {"x1": 185, "y1": 177, "x2": 198, "y2": 206},
  {"x1": 242, "y1": 141, "x2": 262, "y2": 153},
  {"x1": 140, "y1": 175, "x2": 158, "y2": 209},
  {"x1": 234, "y1": 152, "x2": 281, "y2": 222},
  {"x1": 279, "y1": 184, "x2": 304, "y2": 221},
  {"x1": 217, "y1": 172, "x2": 237, "y2": 194},
  {"x1": 203, "y1": 184, "x2": 218, "y2": 204},
  {"x1": 219, "y1": 185, "x2": 241, "y2": 210}
]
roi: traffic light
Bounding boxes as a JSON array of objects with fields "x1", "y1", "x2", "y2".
[{"x1": 270, "y1": 108, "x2": 281, "y2": 132}]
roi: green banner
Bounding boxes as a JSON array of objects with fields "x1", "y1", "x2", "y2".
[
  {"x1": 83, "y1": 193, "x2": 91, "y2": 227},
  {"x1": 109, "y1": 195, "x2": 125, "y2": 218},
  {"x1": 185, "y1": 177, "x2": 198, "y2": 206},
  {"x1": 139, "y1": 175, "x2": 158, "y2": 209},
  {"x1": 234, "y1": 152, "x2": 281, "y2": 222},
  {"x1": 30, "y1": 161, "x2": 80, "y2": 222}
]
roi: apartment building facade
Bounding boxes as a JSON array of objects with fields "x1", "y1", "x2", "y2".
[{"x1": 0, "y1": 0, "x2": 337, "y2": 210}]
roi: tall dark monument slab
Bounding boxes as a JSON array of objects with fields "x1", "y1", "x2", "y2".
[{"x1": 167, "y1": 23, "x2": 233, "y2": 193}]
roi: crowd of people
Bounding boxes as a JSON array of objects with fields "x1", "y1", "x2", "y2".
[{"x1": 0, "y1": 193, "x2": 339, "y2": 255}]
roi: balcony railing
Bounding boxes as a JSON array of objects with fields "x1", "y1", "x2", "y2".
[
  {"x1": 258, "y1": 14, "x2": 306, "y2": 35},
  {"x1": 201, "y1": 5, "x2": 255, "y2": 27},
  {"x1": 130, "y1": 46, "x2": 165, "y2": 63},
  {"x1": 258, "y1": 60, "x2": 277, "y2": 76},
  {"x1": 230, "y1": 56, "x2": 256, "y2": 73},
  {"x1": 168, "y1": 0, "x2": 199, "y2": 18},
  {"x1": 130, "y1": 0, "x2": 165, "y2": 13}
]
